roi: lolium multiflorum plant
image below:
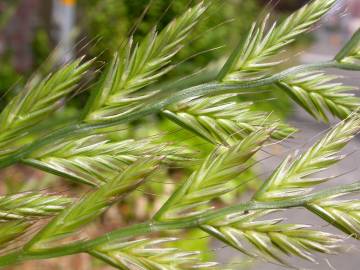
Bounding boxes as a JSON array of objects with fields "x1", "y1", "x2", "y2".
[{"x1": 1, "y1": 0, "x2": 360, "y2": 269}]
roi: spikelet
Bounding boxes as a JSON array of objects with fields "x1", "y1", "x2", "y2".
[
  {"x1": 277, "y1": 71, "x2": 360, "y2": 122},
  {"x1": 164, "y1": 94, "x2": 296, "y2": 145},
  {"x1": 91, "y1": 237, "x2": 218, "y2": 270},
  {"x1": 25, "y1": 134, "x2": 194, "y2": 186},
  {"x1": 308, "y1": 193, "x2": 360, "y2": 239},
  {"x1": 202, "y1": 210, "x2": 342, "y2": 265}
]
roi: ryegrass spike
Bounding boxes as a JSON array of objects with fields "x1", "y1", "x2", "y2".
[
  {"x1": 26, "y1": 159, "x2": 159, "y2": 250},
  {"x1": 220, "y1": 0, "x2": 336, "y2": 80},
  {"x1": 163, "y1": 94, "x2": 296, "y2": 145},
  {"x1": 254, "y1": 114, "x2": 360, "y2": 201},
  {"x1": 85, "y1": 2, "x2": 206, "y2": 122},
  {"x1": 308, "y1": 193, "x2": 360, "y2": 239},
  {"x1": 0, "y1": 192, "x2": 71, "y2": 221},
  {"x1": 277, "y1": 71, "x2": 360, "y2": 122},
  {"x1": 202, "y1": 210, "x2": 342, "y2": 265},
  {"x1": 25, "y1": 134, "x2": 194, "y2": 186},
  {"x1": 155, "y1": 129, "x2": 271, "y2": 220},
  {"x1": 91, "y1": 237, "x2": 218, "y2": 270}
]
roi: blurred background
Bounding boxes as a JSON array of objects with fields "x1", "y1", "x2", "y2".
[{"x1": 0, "y1": 0, "x2": 360, "y2": 269}]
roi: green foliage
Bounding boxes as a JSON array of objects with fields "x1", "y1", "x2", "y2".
[
  {"x1": 79, "y1": 0, "x2": 259, "y2": 73},
  {"x1": 77, "y1": 0, "x2": 128, "y2": 60},
  {"x1": 0, "y1": 1, "x2": 360, "y2": 269},
  {"x1": 0, "y1": 57, "x2": 23, "y2": 106}
]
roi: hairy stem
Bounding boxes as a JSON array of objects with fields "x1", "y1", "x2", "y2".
[{"x1": 0, "y1": 181, "x2": 359, "y2": 267}]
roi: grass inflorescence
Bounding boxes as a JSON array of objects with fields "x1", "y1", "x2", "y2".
[{"x1": 0, "y1": 0, "x2": 360, "y2": 269}]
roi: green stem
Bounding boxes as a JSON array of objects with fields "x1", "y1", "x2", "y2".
[
  {"x1": 0, "y1": 60, "x2": 355, "y2": 170},
  {"x1": 0, "y1": 181, "x2": 359, "y2": 267}
]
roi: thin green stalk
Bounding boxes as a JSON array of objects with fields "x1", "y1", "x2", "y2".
[
  {"x1": 0, "y1": 181, "x2": 358, "y2": 267},
  {"x1": 0, "y1": 60, "x2": 356, "y2": 169}
]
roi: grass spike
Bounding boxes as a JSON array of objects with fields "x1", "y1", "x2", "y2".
[
  {"x1": 154, "y1": 128, "x2": 271, "y2": 220},
  {"x1": 0, "y1": 58, "x2": 92, "y2": 153},
  {"x1": 308, "y1": 193, "x2": 360, "y2": 239},
  {"x1": 219, "y1": 0, "x2": 336, "y2": 80},
  {"x1": 91, "y1": 237, "x2": 218, "y2": 270},
  {"x1": 254, "y1": 114, "x2": 360, "y2": 201},
  {"x1": 277, "y1": 71, "x2": 360, "y2": 122},
  {"x1": 201, "y1": 210, "x2": 342, "y2": 266},
  {"x1": 25, "y1": 159, "x2": 159, "y2": 250},
  {"x1": 24, "y1": 134, "x2": 194, "y2": 186},
  {"x1": 85, "y1": 2, "x2": 206, "y2": 122},
  {"x1": 163, "y1": 94, "x2": 296, "y2": 145}
]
